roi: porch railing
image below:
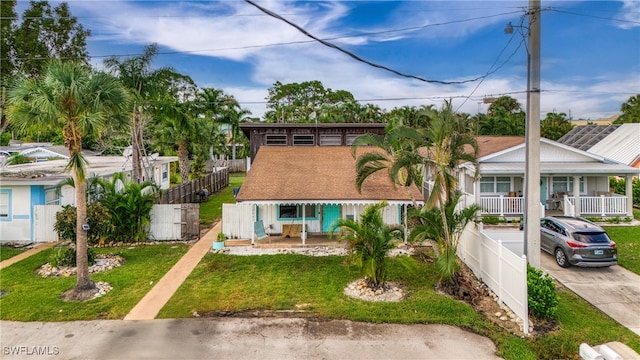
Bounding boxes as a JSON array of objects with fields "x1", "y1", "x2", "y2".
[
  {"x1": 480, "y1": 196, "x2": 524, "y2": 216},
  {"x1": 565, "y1": 195, "x2": 627, "y2": 217}
]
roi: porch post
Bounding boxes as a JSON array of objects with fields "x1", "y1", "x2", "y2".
[
  {"x1": 301, "y1": 204, "x2": 306, "y2": 246},
  {"x1": 403, "y1": 204, "x2": 408, "y2": 244},
  {"x1": 626, "y1": 175, "x2": 634, "y2": 217},
  {"x1": 573, "y1": 176, "x2": 581, "y2": 216}
]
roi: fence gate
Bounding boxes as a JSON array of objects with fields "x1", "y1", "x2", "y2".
[
  {"x1": 34, "y1": 205, "x2": 62, "y2": 242},
  {"x1": 181, "y1": 203, "x2": 200, "y2": 240}
]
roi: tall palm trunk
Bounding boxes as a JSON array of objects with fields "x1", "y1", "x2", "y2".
[
  {"x1": 177, "y1": 141, "x2": 190, "y2": 184},
  {"x1": 72, "y1": 169, "x2": 94, "y2": 290},
  {"x1": 131, "y1": 108, "x2": 142, "y2": 183}
]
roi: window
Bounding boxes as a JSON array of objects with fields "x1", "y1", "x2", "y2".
[
  {"x1": 162, "y1": 164, "x2": 168, "y2": 180},
  {"x1": 320, "y1": 134, "x2": 341, "y2": 146},
  {"x1": 0, "y1": 191, "x2": 9, "y2": 218},
  {"x1": 293, "y1": 134, "x2": 314, "y2": 145},
  {"x1": 480, "y1": 176, "x2": 511, "y2": 193},
  {"x1": 346, "y1": 134, "x2": 360, "y2": 145},
  {"x1": 277, "y1": 204, "x2": 317, "y2": 220},
  {"x1": 265, "y1": 134, "x2": 287, "y2": 145},
  {"x1": 552, "y1": 176, "x2": 584, "y2": 194},
  {"x1": 45, "y1": 188, "x2": 60, "y2": 205}
]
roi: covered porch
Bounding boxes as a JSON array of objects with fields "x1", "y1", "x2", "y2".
[{"x1": 478, "y1": 173, "x2": 635, "y2": 218}]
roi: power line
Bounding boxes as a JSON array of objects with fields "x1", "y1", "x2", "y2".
[
  {"x1": 455, "y1": 13, "x2": 528, "y2": 112},
  {"x1": 243, "y1": 0, "x2": 519, "y2": 86},
  {"x1": 545, "y1": 7, "x2": 640, "y2": 26}
]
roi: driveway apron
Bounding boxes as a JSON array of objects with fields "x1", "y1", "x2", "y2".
[{"x1": 541, "y1": 252, "x2": 640, "y2": 336}]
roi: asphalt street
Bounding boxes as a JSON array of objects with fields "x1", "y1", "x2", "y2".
[{"x1": 1, "y1": 317, "x2": 502, "y2": 360}]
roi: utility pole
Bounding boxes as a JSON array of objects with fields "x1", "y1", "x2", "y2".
[{"x1": 524, "y1": 0, "x2": 541, "y2": 268}]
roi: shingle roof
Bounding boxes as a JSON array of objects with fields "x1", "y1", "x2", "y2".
[
  {"x1": 474, "y1": 136, "x2": 526, "y2": 158},
  {"x1": 236, "y1": 146, "x2": 422, "y2": 203}
]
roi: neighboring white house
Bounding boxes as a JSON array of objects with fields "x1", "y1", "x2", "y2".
[
  {"x1": 0, "y1": 154, "x2": 177, "y2": 242},
  {"x1": 429, "y1": 136, "x2": 639, "y2": 218}
]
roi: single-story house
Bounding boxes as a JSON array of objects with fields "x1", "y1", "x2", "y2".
[
  {"x1": 229, "y1": 146, "x2": 423, "y2": 244},
  {"x1": 443, "y1": 136, "x2": 639, "y2": 218},
  {"x1": 0, "y1": 154, "x2": 177, "y2": 242}
]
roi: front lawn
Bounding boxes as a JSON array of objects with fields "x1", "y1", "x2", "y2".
[
  {"x1": 0, "y1": 244, "x2": 188, "y2": 321},
  {"x1": 159, "y1": 253, "x2": 640, "y2": 360},
  {"x1": 0, "y1": 246, "x2": 26, "y2": 262},
  {"x1": 604, "y1": 225, "x2": 640, "y2": 274}
]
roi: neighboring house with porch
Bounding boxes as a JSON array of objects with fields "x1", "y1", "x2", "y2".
[
  {"x1": 223, "y1": 123, "x2": 421, "y2": 243},
  {"x1": 441, "y1": 136, "x2": 638, "y2": 219},
  {"x1": 0, "y1": 154, "x2": 177, "y2": 242}
]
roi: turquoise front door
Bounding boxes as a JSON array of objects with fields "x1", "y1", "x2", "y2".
[{"x1": 322, "y1": 204, "x2": 341, "y2": 232}]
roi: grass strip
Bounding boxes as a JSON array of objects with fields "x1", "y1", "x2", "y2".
[{"x1": 0, "y1": 244, "x2": 188, "y2": 321}]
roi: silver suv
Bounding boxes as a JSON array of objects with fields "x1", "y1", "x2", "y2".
[{"x1": 540, "y1": 216, "x2": 617, "y2": 268}]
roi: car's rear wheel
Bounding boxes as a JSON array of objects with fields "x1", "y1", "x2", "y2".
[{"x1": 555, "y1": 248, "x2": 570, "y2": 268}]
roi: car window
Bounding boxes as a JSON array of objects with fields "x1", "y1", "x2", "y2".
[{"x1": 573, "y1": 232, "x2": 610, "y2": 244}]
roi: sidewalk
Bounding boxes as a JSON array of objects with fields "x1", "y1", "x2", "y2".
[
  {"x1": 0, "y1": 242, "x2": 60, "y2": 270},
  {"x1": 123, "y1": 222, "x2": 220, "y2": 320}
]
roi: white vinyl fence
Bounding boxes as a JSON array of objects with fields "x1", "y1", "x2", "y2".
[
  {"x1": 34, "y1": 204, "x2": 193, "y2": 242},
  {"x1": 458, "y1": 223, "x2": 529, "y2": 334},
  {"x1": 222, "y1": 203, "x2": 255, "y2": 240}
]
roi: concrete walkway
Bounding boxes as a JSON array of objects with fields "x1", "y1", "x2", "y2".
[
  {"x1": 0, "y1": 241, "x2": 60, "y2": 270},
  {"x1": 123, "y1": 222, "x2": 220, "y2": 320}
]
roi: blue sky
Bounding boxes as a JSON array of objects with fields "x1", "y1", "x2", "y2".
[{"x1": 22, "y1": 1, "x2": 640, "y2": 120}]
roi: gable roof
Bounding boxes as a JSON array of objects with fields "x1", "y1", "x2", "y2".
[
  {"x1": 236, "y1": 146, "x2": 423, "y2": 204},
  {"x1": 557, "y1": 124, "x2": 621, "y2": 151},
  {"x1": 587, "y1": 123, "x2": 640, "y2": 167}
]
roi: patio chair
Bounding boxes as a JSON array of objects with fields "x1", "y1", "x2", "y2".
[{"x1": 253, "y1": 220, "x2": 269, "y2": 244}]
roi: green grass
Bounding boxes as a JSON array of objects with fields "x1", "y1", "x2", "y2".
[
  {"x1": 603, "y1": 225, "x2": 640, "y2": 274},
  {"x1": 0, "y1": 244, "x2": 189, "y2": 321},
  {"x1": 159, "y1": 253, "x2": 640, "y2": 360},
  {"x1": 0, "y1": 246, "x2": 26, "y2": 262},
  {"x1": 199, "y1": 173, "x2": 245, "y2": 227}
]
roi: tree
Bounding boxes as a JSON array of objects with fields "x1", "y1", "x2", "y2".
[
  {"x1": 614, "y1": 94, "x2": 640, "y2": 123},
  {"x1": 353, "y1": 101, "x2": 479, "y2": 282},
  {"x1": 104, "y1": 44, "x2": 180, "y2": 183},
  {"x1": 264, "y1": 80, "x2": 356, "y2": 123},
  {"x1": 479, "y1": 96, "x2": 526, "y2": 136},
  {"x1": 10, "y1": 1, "x2": 90, "y2": 77},
  {"x1": 409, "y1": 191, "x2": 480, "y2": 283},
  {"x1": 7, "y1": 61, "x2": 128, "y2": 299},
  {"x1": 94, "y1": 172, "x2": 158, "y2": 243},
  {"x1": 1, "y1": 0, "x2": 89, "y2": 138},
  {"x1": 329, "y1": 201, "x2": 403, "y2": 288},
  {"x1": 541, "y1": 112, "x2": 573, "y2": 140}
]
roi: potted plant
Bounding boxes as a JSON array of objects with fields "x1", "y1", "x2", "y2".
[{"x1": 213, "y1": 232, "x2": 226, "y2": 250}]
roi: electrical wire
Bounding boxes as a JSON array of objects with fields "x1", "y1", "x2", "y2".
[
  {"x1": 546, "y1": 7, "x2": 640, "y2": 26},
  {"x1": 243, "y1": 0, "x2": 517, "y2": 86}
]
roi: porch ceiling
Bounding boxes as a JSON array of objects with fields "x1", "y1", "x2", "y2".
[{"x1": 478, "y1": 162, "x2": 640, "y2": 175}]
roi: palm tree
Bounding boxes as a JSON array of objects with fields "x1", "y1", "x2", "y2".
[
  {"x1": 410, "y1": 191, "x2": 480, "y2": 283},
  {"x1": 329, "y1": 201, "x2": 403, "y2": 288},
  {"x1": 94, "y1": 172, "x2": 158, "y2": 243},
  {"x1": 7, "y1": 61, "x2": 128, "y2": 298},
  {"x1": 353, "y1": 102, "x2": 479, "y2": 282},
  {"x1": 104, "y1": 43, "x2": 180, "y2": 183}
]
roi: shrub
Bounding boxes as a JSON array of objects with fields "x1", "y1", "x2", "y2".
[
  {"x1": 609, "y1": 177, "x2": 640, "y2": 207},
  {"x1": 53, "y1": 203, "x2": 113, "y2": 245},
  {"x1": 481, "y1": 215, "x2": 501, "y2": 225},
  {"x1": 527, "y1": 265, "x2": 559, "y2": 318},
  {"x1": 51, "y1": 247, "x2": 95, "y2": 267}
]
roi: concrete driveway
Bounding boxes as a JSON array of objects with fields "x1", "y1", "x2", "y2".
[
  {"x1": 1, "y1": 318, "x2": 502, "y2": 360},
  {"x1": 541, "y1": 252, "x2": 640, "y2": 336}
]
